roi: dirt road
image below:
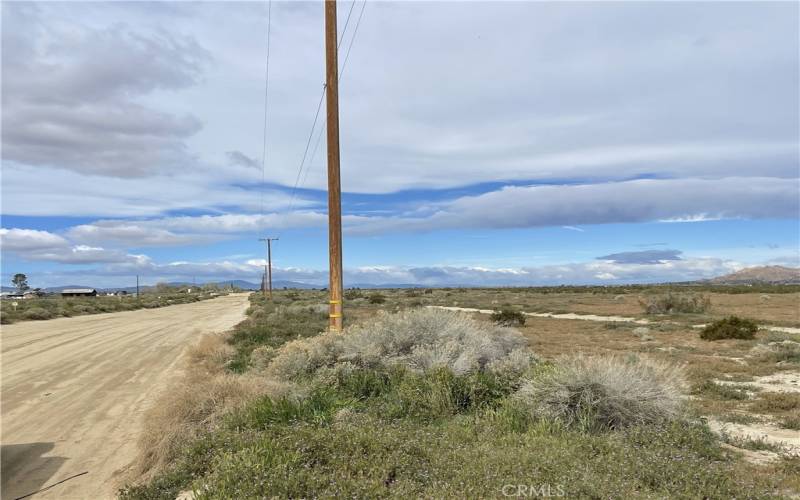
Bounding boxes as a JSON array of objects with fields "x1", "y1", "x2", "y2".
[{"x1": 1, "y1": 293, "x2": 250, "y2": 500}]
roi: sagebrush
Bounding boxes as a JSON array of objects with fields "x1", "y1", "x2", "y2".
[
  {"x1": 639, "y1": 293, "x2": 710, "y2": 314},
  {"x1": 514, "y1": 355, "x2": 687, "y2": 430},
  {"x1": 265, "y1": 308, "x2": 534, "y2": 381},
  {"x1": 490, "y1": 309, "x2": 526, "y2": 326},
  {"x1": 700, "y1": 316, "x2": 757, "y2": 341}
]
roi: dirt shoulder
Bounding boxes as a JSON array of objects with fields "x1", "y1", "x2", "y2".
[{"x1": 1, "y1": 293, "x2": 250, "y2": 500}]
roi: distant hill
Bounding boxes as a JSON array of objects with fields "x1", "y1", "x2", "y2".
[{"x1": 708, "y1": 265, "x2": 800, "y2": 285}]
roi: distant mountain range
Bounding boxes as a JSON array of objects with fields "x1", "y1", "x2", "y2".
[
  {"x1": 1, "y1": 280, "x2": 319, "y2": 294},
  {"x1": 706, "y1": 265, "x2": 800, "y2": 285},
  {"x1": 4, "y1": 266, "x2": 798, "y2": 293}
]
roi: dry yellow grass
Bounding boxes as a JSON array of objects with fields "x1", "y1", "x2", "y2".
[
  {"x1": 130, "y1": 334, "x2": 295, "y2": 482},
  {"x1": 377, "y1": 288, "x2": 800, "y2": 326}
]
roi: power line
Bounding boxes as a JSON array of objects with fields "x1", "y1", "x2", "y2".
[
  {"x1": 259, "y1": 0, "x2": 273, "y2": 219},
  {"x1": 340, "y1": 0, "x2": 367, "y2": 81},
  {"x1": 301, "y1": 0, "x2": 368, "y2": 189},
  {"x1": 284, "y1": 0, "x2": 367, "y2": 217},
  {"x1": 339, "y1": 0, "x2": 358, "y2": 50},
  {"x1": 286, "y1": 85, "x2": 326, "y2": 215}
]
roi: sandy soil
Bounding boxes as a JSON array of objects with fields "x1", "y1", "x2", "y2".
[
  {"x1": 429, "y1": 305, "x2": 799, "y2": 334},
  {"x1": 1, "y1": 293, "x2": 250, "y2": 500},
  {"x1": 708, "y1": 418, "x2": 800, "y2": 455}
]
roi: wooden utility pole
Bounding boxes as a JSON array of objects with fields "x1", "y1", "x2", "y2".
[
  {"x1": 259, "y1": 237, "x2": 279, "y2": 299},
  {"x1": 325, "y1": 0, "x2": 344, "y2": 331}
]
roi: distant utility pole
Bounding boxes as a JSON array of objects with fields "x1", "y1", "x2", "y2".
[
  {"x1": 325, "y1": 0, "x2": 344, "y2": 331},
  {"x1": 259, "y1": 237, "x2": 279, "y2": 299},
  {"x1": 136, "y1": 275, "x2": 139, "y2": 298}
]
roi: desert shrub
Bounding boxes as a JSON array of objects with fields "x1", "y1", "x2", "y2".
[
  {"x1": 188, "y1": 335, "x2": 236, "y2": 372},
  {"x1": 700, "y1": 316, "x2": 757, "y2": 341},
  {"x1": 265, "y1": 308, "x2": 533, "y2": 381},
  {"x1": 344, "y1": 289, "x2": 363, "y2": 300},
  {"x1": 780, "y1": 415, "x2": 800, "y2": 430},
  {"x1": 514, "y1": 355, "x2": 686, "y2": 431},
  {"x1": 368, "y1": 293, "x2": 386, "y2": 304},
  {"x1": 490, "y1": 309, "x2": 526, "y2": 327},
  {"x1": 750, "y1": 392, "x2": 800, "y2": 413},
  {"x1": 692, "y1": 380, "x2": 751, "y2": 400},
  {"x1": 23, "y1": 307, "x2": 54, "y2": 320},
  {"x1": 226, "y1": 304, "x2": 328, "y2": 371},
  {"x1": 639, "y1": 293, "x2": 710, "y2": 314},
  {"x1": 249, "y1": 345, "x2": 277, "y2": 371},
  {"x1": 750, "y1": 340, "x2": 800, "y2": 364}
]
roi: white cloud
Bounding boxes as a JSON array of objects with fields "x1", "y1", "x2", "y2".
[
  {"x1": 0, "y1": 228, "x2": 69, "y2": 252},
  {"x1": 64, "y1": 212, "x2": 328, "y2": 246},
  {"x1": 7, "y1": 176, "x2": 792, "y2": 253},
  {"x1": 1, "y1": 163, "x2": 316, "y2": 217},
  {"x1": 0, "y1": 228, "x2": 134, "y2": 264},
  {"x1": 347, "y1": 177, "x2": 799, "y2": 235},
  {"x1": 2, "y1": 1, "x2": 798, "y2": 214},
  {"x1": 47, "y1": 254, "x2": 746, "y2": 287},
  {"x1": 2, "y1": 3, "x2": 210, "y2": 177}
]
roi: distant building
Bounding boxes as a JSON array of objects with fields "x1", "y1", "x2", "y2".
[{"x1": 61, "y1": 288, "x2": 98, "y2": 297}]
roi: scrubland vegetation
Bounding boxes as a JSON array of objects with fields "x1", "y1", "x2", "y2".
[
  {"x1": 701, "y1": 316, "x2": 759, "y2": 341},
  {"x1": 122, "y1": 286, "x2": 800, "y2": 499},
  {"x1": 0, "y1": 286, "x2": 228, "y2": 324},
  {"x1": 638, "y1": 291, "x2": 711, "y2": 315}
]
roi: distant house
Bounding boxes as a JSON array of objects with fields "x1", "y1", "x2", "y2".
[{"x1": 61, "y1": 288, "x2": 98, "y2": 297}]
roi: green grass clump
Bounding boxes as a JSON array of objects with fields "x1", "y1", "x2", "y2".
[
  {"x1": 693, "y1": 380, "x2": 752, "y2": 400},
  {"x1": 490, "y1": 308, "x2": 526, "y2": 327},
  {"x1": 121, "y1": 399, "x2": 775, "y2": 500},
  {"x1": 700, "y1": 316, "x2": 758, "y2": 341},
  {"x1": 225, "y1": 298, "x2": 328, "y2": 373}
]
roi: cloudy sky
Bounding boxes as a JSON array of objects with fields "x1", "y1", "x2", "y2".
[{"x1": 1, "y1": 1, "x2": 798, "y2": 288}]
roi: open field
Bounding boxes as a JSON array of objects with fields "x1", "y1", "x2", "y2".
[
  {"x1": 0, "y1": 289, "x2": 232, "y2": 325},
  {"x1": 0, "y1": 293, "x2": 250, "y2": 500},
  {"x1": 396, "y1": 286, "x2": 800, "y2": 326},
  {"x1": 122, "y1": 287, "x2": 800, "y2": 499}
]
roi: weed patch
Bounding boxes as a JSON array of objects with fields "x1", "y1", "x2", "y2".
[
  {"x1": 694, "y1": 380, "x2": 753, "y2": 401},
  {"x1": 640, "y1": 293, "x2": 710, "y2": 314},
  {"x1": 514, "y1": 355, "x2": 686, "y2": 431},
  {"x1": 490, "y1": 308, "x2": 526, "y2": 327},
  {"x1": 750, "y1": 392, "x2": 800, "y2": 413},
  {"x1": 701, "y1": 316, "x2": 758, "y2": 341}
]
